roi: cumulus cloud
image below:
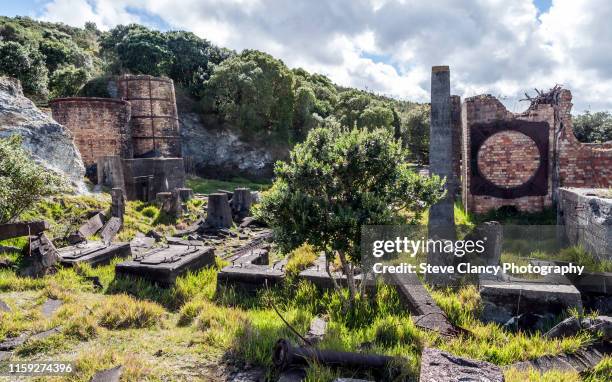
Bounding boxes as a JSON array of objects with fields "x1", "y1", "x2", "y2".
[{"x1": 37, "y1": 0, "x2": 612, "y2": 111}]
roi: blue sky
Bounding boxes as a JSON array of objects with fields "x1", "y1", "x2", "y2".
[{"x1": 1, "y1": 0, "x2": 611, "y2": 112}]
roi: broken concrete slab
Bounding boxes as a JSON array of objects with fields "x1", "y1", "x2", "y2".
[
  {"x1": 419, "y1": 347, "x2": 504, "y2": 382},
  {"x1": 100, "y1": 217, "x2": 122, "y2": 245},
  {"x1": 230, "y1": 248, "x2": 269, "y2": 266},
  {"x1": 0, "y1": 221, "x2": 49, "y2": 241},
  {"x1": 115, "y1": 245, "x2": 215, "y2": 285},
  {"x1": 510, "y1": 342, "x2": 611, "y2": 374},
  {"x1": 41, "y1": 299, "x2": 63, "y2": 318},
  {"x1": 544, "y1": 317, "x2": 582, "y2": 339},
  {"x1": 21, "y1": 233, "x2": 60, "y2": 277},
  {"x1": 0, "y1": 299, "x2": 10, "y2": 313},
  {"x1": 217, "y1": 264, "x2": 284, "y2": 292},
  {"x1": 29, "y1": 327, "x2": 61, "y2": 341},
  {"x1": 91, "y1": 365, "x2": 123, "y2": 382},
  {"x1": 389, "y1": 273, "x2": 458, "y2": 336},
  {"x1": 0, "y1": 333, "x2": 29, "y2": 351},
  {"x1": 165, "y1": 236, "x2": 204, "y2": 247},
  {"x1": 130, "y1": 236, "x2": 156, "y2": 256},
  {"x1": 67, "y1": 212, "x2": 107, "y2": 244},
  {"x1": 59, "y1": 241, "x2": 132, "y2": 267},
  {"x1": 480, "y1": 279, "x2": 583, "y2": 325}
]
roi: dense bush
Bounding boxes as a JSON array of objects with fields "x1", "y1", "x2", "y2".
[
  {"x1": 573, "y1": 110, "x2": 612, "y2": 143},
  {"x1": 204, "y1": 50, "x2": 295, "y2": 139},
  {"x1": 0, "y1": 136, "x2": 67, "y2": 224}
]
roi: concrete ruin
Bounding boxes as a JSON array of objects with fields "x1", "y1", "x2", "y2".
[{"x1": 49, "y1": 74, "x2": 189, "y2": 201}]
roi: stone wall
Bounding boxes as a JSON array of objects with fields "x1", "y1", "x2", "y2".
[
  {"x1": 116, "y1": 75, "x2": 181, "y2": 158},
  {"x1": 558, "y1": 188, "x2": 612, "y2": 261},
  {"x1": 49, "y1": 97, "x2": 131, "y2": 166}
]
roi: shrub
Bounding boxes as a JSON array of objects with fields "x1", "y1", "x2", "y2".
[
  {"x1": 0, "y1": 135, "x2": 67, "y2": 224},
  {"x1": 140, "y1": 205, "x2": 159, "y2": 219},
  {"x1": 256, "y1": 127, "x2": 445, "y2": 309}
]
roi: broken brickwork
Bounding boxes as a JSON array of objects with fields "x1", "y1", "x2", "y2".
[
  {"x1": 117, "y1": 75, "x2": 181, "y2": 158},
  {"x1": 49, "y1": 98, "x2": 132, "y2": 166},
  {"x1": 461, "y1": 88, "x2": 612, "y2": 214}
]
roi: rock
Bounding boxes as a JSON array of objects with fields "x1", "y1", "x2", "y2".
[
  {"x1": 91, "y1": 365, "x2": 123, "y2": 382},
  {"x1": 30, "y1": 327, "x2": 61, "y2": 341},
  {"x1": 581, "y1": 316, "x2": 612, "y2": 342},
  {"x1": 146, "y1": 229, "x2": 163, "y2": 241},
  {"x1": 304, "y1": 316, "x2": 327, "y2": 345},
  {"x1": 0, "y1": 77, "x2": 86, "y2": 191},
  {"x1": 545, "y1": 317, "x2": 582, "y2": 339},
  {"x1": 0, "y1": 299, "x2": 10, "y2": 313},
  {"x1": 504, "y1": 313, "x2": 547, "y2": 332},
  {"x1": 277, "y1": 368, "x2": 307, "y2": 382},
  {"x1": 419, "y1": 348, "x2": 504, "y2": 382},
  {"x1": 0, "y1": 333, "x2": 29, "y2": 351},
  {"x1": 41, "y1": 298, "x2": 62, "y2": 318},
  {"x1": 180, "y1": 112, "x2": 277, "y2": 180},
  {"x1": 0, "y1": 351, "x2": 11, "y2": 361}
]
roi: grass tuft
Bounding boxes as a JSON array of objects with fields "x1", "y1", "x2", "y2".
[{"x1": 97, "y1": 294, "x2": 165, "y2": 329}]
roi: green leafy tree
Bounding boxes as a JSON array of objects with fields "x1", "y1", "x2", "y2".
[
  {"x1": 293, "y1": 85, "x2": 317, "y2": 141},
  {"x1": 573, "y1": 111, "x2": 612, "y2": 143},
  {"x1": 102, "y1": 24, "x2": 172, "y2": 76},
  {"x1": 402, "y1": 104, "x2": 430, "y2": 164},
  {"x1": 49, "y1": 64, "x2": 89, "y2": 98},
  {"x1": 165, "y1": 31, "x2": 231, "y2": 95},
  {"x1": 334, "y1": 90, "x2": 394, "y2": 131},
  {"x1": 0, "y1": 135, "x2": 67, "y2": 224},
  {"x1": 205, "y1": 50, "x2": 294, "y2": 138},
  {"x1": 256, "y1": 127, "x2": 445, "y2": 309},
  {"x1": 0, "y1": 41, "x2": 48, "y2": 96}
]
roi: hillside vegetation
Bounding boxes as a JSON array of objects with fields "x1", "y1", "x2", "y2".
[{"x1": 0, "y1": 16, "x2": 430, "y2": 163}]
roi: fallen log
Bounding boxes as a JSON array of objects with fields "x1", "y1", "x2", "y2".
[
  {"x1": 0, "y1": 221, "x2": 49, "y2": 241},
  {"x1": 272, "y1": 339, "x2": 396, "y2": 370}
]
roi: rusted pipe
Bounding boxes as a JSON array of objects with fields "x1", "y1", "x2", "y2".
[{"x1": 272, "y1": 339, "x2": 396, "y2": 370}]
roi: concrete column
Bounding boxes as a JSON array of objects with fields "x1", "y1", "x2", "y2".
[{"x1": 426, "y1": 66, "x2": 456, "y2": 286}]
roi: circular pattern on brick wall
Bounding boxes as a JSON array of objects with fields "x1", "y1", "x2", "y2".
[{"x1": 477, "y1": 131, "x2": 541, "y2": 188}]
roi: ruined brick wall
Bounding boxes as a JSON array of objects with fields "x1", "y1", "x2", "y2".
[
  {"x1": 556, "y1": 90, "x2": 612, "y2": 190},
  {"x1": 49, "y1": 98, "x2": 132, "y2": 166},
  {"x1": 117, "y1": 75, "x2": 181, "y2": 158},
  {"x1": 461, "y1": 95, "x2": 554, "y2": 214}
]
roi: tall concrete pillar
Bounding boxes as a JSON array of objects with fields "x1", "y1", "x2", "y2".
[{"x1": 426, "y1": 66, "x2": 456, "y2": 286}]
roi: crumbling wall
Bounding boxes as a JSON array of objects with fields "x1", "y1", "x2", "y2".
[
  {"x1": 556, "y1": 90, "x2": 612, "y2": 189},
  {"x1": 558, "y1": 188, "x2": 612, "y2": 261},
  {"x1": 461, "y1": 95, "x2": 555, "y2": 214},
  {"x1": 49, "y1": 97, "x2": 132, "y2": 166},
  {"x1": 117, "y1": 75, "x2": 181, "y2": 158},
  {"x1": 451, "y1": 95, "x2": 462, "y2": 187}
]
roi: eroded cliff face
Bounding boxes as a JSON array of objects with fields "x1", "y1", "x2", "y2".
[
  {"x1": 180, "y1": 112, "x2": 282, "y2": 180},
  {"x1": 0, "y1": 77, "x2": 86, "y2": 191}
]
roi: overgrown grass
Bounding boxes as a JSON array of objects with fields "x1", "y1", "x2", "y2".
[
  {"x1": 96, "y1": 294, "x2": 165, "y2": 329},
  {"x1": 285, "y1": 244, "x2": 318, "y2": 277},
  {"x1": 186, "y1": 176, "x2": 271, "y2": 194}
]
